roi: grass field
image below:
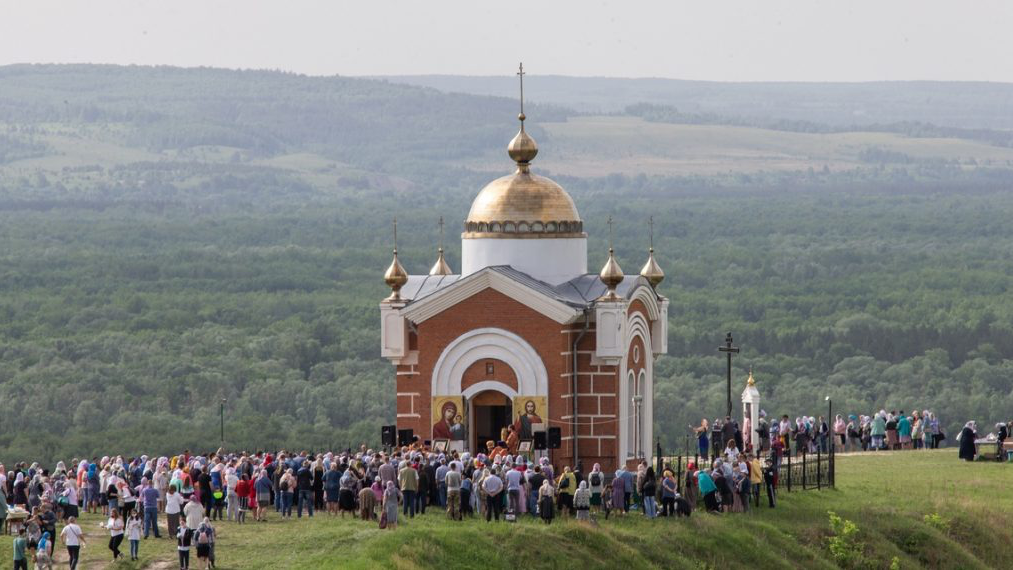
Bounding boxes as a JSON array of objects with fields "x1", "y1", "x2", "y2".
[
  {"x1": 1, "y1": 451, "x2": 1010, "y2": 569},
  {"x1": 6, "y1": 116, "x2": 1013, "y2": 186},
  {"x1": 526, "y1": 117, "x2": 1013, "y2": 177}
]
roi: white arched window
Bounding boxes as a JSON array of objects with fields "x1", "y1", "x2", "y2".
[
  {"x1": 627, "y1": 371, "x2": 636, "y2": 458},
  {"x1": 637, "y1": 370, "x2": 647, "y2": 458}
]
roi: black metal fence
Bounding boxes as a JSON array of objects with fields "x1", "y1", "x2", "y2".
[{"x1": 656, "y1": 448, "x2": 834, "y2": 494}]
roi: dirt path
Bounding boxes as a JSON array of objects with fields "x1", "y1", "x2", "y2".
[{"x1": 49, "y1": 515, "x2": 180, "y2": 570}]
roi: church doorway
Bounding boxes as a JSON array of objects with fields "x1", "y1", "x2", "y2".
[{"x1": 470, "y1": 390, "x2": 512, "y2": 453}]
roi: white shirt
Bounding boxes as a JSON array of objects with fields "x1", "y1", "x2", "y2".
[
  {"x1": 165, "y1": 492, "x2": 185, "y2": 515},
  {"x1": 61, "y1": 523, "x2": 83, "y2": 546},
  {"x1": 184, "y1": 500, "x2": 204, "y2": 530},
  {"x1": 107, "y1": 517, "x2": 124, "y2": 537},
  {"x1": 127, "y1": 518, "x2": 142, "y2": 541}
]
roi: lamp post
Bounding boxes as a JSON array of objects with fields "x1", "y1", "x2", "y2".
[{"x1": 220, "y1": 398, "x2": 227, "y2": 446}]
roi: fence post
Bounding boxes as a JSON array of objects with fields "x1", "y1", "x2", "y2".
[
  {"x1": 817, "y1": 447, "x2": 822, "y2": 491},
  {"x1": 677, "y1": 455, "x2": 683, "y2": 495},
  {"x1": 786, "y1": 452, "x2": 792, "y2": 493},
  {"x1": 830, "y1": 440, "x2": 835, "y2": 488},
  {"x1": 802, "y1": 450, "x2": 807, "y2": 491}
]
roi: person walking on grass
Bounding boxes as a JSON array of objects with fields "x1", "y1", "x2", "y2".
[
  {"x1": 195, "y1": 517, "x2": 216, "y2": 570},
  {"x1": 126, "y1": 509, "x2": 143, "y2": 560},
  {"x1": 177, "y1": 524, "x2": 192, "y2": 570},
  {"x1": 35, "y1": 530, "x2": 53, "y2": 570},
  {"x1": 107, "y1": 508, "x2": 125, "y2": 561},
  {"x1": 60, "y1": 515, "x2": 85, "y2": 570},
  {"x1": 13, "y1": 527, "x2": 28, "y2": 570}
]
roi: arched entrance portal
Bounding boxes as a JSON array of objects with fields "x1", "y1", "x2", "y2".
[
  {"x1": 431, "y1": 328, "x2": 549, "y2": 454},
  {"x1": 469, "y1": 390, "x2": 512, "y2": 453}
]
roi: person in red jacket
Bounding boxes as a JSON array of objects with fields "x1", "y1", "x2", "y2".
[{"x1": 234, "y1": 475, "x2": 250, "y2": 524}]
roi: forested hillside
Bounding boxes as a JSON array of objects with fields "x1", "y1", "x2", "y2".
[{"x1": 1, "y1": 65, "x2": 1012, "y2": 463}]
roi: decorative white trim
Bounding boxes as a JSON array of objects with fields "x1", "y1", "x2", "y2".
[
  {"x1": 400, "y1": 268, "x2": 581, "y2": 325},
  {"x1": 431, "y1": 328, "x2": 549, "y2": 398},
  {"x1": 620, "y1": 316, "x2": 654, "y2": 462},
  {"x1": 627, "y1": 284, "x2": 661, "y2": 321},
  {"x1": 462, "y1": 381, "x2": 518, "y2": 400}
]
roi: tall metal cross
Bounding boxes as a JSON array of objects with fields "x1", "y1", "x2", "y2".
[
  {"x1": 437, "y1": 216, "x2": 445, "y2": 251},
  {"x1": 392, "y1": 218, "x2": 399, "y2": 253},
  {"x1": 718, "y1": 332, "x2": 739, "y2": 419},
  {"x1": 606, "y1": 215, "x2": 615, "y2": 251},
  {"x1": 648, "y1": 215, "x2": 655, "y2": 250},
  {"x1": 517, "y1": 62, "x2": 526, "y2": 116}
]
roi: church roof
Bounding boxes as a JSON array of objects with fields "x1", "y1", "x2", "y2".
[{"x1": 399, "y1": 266, "x2": 656, "y2": 324}]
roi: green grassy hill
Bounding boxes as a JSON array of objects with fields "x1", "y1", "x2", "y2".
[{"x1": 1, "y1": 452, "x2": 1008, "y2": 569}]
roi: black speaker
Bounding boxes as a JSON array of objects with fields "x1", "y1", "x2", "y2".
[
  {"x1": 381, "y1": 425, "x2": 397, "y2": 447},
  {"x1": 397, "y1": 428, "x2": 413, "y2": 447},
  {"x1": 533, "y1": 431, "x2": 547, "y2": 450},
  {"x1": 548, "y1": 427, "x2": 562, "y2": 449}
]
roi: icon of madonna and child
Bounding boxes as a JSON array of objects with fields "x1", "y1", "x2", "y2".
[{"x1": 432, "y1": 397, "x2": 467, "y2": 441}]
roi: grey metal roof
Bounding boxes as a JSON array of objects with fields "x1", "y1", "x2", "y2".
[
  {"x1": 403, "y1": 266, "x2": 651, "y2": 309},
  {"x1": 401, "y1": 274, "x2": 460, "y2": 301}
]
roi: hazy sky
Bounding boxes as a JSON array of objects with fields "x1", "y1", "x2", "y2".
[{"x1": 3, "y1": 0, "x2": 1010, "y2": 82}]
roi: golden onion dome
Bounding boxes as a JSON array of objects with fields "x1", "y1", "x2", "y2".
[
  {"x1": 598, "y1": 247, "x2": 624, "y2": 301},
  {"x1": 429, "y1": 247, "x2": 453, "y2": 276},
  {"x1": 507, "y1": 115, "x2": 539, "y2": 164},
  {"x1": 383, "y1": 248, "x2": 408, "y2": 302},
  {"x1": 464, "y1": 124, "x2": 583, "y2": 238},
  {"x1": 640, "y1": 247, "x2": 665, "y2": 289}
]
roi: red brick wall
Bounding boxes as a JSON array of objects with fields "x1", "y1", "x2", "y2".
[
  {"x1": 396, "y1": 288, "x2": 570, "y2": 446},
  {"x1": 392, "y1": 286, "x2": 660, "y2": 474}
]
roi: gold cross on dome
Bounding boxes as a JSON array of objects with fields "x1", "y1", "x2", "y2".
[{"x1": 517, "y1": 62, "x2": 525, "y2": 116}]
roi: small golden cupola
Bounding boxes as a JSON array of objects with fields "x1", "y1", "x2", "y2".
[
  {"x1": 639, "y1": 216, "x2": 665, "y2": 289},
  {"x1": 598, "y1": 216, "x2": 624, "y2": 301},
  {"x1": 429, "y1": 216, "x2": 453, "y2": 276},
  {"x1": 383, "y1": 219, "x2": 409, "y2": 302}
]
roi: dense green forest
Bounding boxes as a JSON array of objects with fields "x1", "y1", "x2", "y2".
[{"x1": 1, "y1": 65, "x2": 1012, "y2": 463}]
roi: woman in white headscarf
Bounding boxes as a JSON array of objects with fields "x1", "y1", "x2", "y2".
[
  {"x1": 13, "y1": 472, "x2": 28, "y2": 507},
  {"x1": 382, "y1": 481, "x2": 401, "y2": 530},
  {"x1": 538, "y1": 478, "x2": 555, "y2": 524},
  {"x1": 573, "y1": 480, "x2": 591, "y2": 521}
]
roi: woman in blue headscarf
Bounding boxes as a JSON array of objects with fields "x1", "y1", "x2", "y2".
[{"x1": 36, "y1": 531, "x2": 54, "y2": 569}]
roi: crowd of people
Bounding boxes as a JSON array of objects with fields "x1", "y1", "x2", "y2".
[
  {"x1": 0, "y1": 438, "x2": 789, "y2": 569},
  {"x1": 691, "y1": 408, "x2": 951, "y2": 460},
  {"x1": 5, "y1": 408, "x2": 1003, "y2": 569}
]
